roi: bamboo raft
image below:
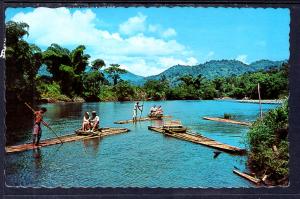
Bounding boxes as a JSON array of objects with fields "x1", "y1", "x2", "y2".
[
  {"x1": 148, "y1": 124, "x2": 246, "y2": 155},
  {"x1": 6, "y1": 127, "x2": 130, "y2": 154},
  {"x1": 203, "y1": 117, "x2": 252, "y2": 126},
  {"x1": 114, "y1": 115, "x2": 172, "y2": 124},
  {"x1": 233, "y1": 169, "x2": 261, "y2": 184}
]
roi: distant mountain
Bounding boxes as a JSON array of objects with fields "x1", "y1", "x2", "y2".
[
  {"x1": 38, "y1": 59, "x2": 286, "y2": 86},
  {"x1": 145, "y1": 59, "x2": 286, "y2": 84},
  {"x1": 119, "y1": 71, "x2": 146, "y2": 86},
  {"x1": 249, "y1": 59, "x2": 286, "y2": 70}
]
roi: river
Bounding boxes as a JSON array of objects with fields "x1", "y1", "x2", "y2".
[{"x1": 5, "y1": 100, "x2": 279, "y2": 188}]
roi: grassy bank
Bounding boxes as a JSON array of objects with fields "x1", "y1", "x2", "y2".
[{"x1": 247, "y1": 100, "x2": 288, "y2": 186}]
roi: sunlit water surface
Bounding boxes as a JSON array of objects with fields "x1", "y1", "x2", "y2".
[{"x1": 6, "y1": 100, "x2": 278, "y2": 188}]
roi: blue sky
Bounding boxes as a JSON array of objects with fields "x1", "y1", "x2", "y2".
[{"x1": 5, "y1": 7, "x2": 290, "y2": 76}]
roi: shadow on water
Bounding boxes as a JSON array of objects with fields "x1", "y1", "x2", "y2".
[
  {"x1": 46, "y1": 103, "x2": 84, "y2": 119},
  {"x1": 82, "y1": 137, "x2": 101, "y2": 156}
]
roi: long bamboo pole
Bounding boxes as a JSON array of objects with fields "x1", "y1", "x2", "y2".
[
  {"x1": 258, "y1": 83, "x2": 263, "y2": 118},
  {"x1": 25, "y1": 102, "x2": 63, "y2": 144}
]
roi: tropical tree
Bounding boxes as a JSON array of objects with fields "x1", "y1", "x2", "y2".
[
  {"x1": 5, "y1": 21, "x2": 43, "y2": 144},
  {"x1": 104, "y1": 64, "x2": 126, "y2": 85},
  {"x1": 91, "y1": 59, "x2": 105, "y2": 71},
  {"x1": 42, "y1": 44, "x2": 71, "y2": 81},
  {"x1": 143, "y1": 76, "x2": 170, "y2": 100},
  {"x1": 113, "y1": 81, "x2": 136, "y2": 101},
  {"x1": 6, "y1": 21, "x2": 43, "y2": 101},
  {"x1": 42, "y1": 44, "x2": 90, "y2": 97},
  {"x1": 82, "y1": 71, "x2": 108, "y2": 101},
  {"x1": 71, "y1": 45, "x2": 90, "y2": 74}
]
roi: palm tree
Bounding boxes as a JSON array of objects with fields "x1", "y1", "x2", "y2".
[
  {"x1": 91, "y1": 59, "x2": 106, "y2": 71},
  {"x1": 104, "y1": 64, "x2": 126, "y2": 85}
]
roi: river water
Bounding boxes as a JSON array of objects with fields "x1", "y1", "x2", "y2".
[{"x1": 5, "y1": 100, "x2": 279, "y2": 188}]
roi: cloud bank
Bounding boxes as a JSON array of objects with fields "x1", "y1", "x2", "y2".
[{"x1": 11, "y1": 7, "x2": 196, "y2": 76}]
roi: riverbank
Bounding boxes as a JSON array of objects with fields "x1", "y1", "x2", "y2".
[
  {"x1": 39, "y1": 96, "x2": 86, "y2": 103},
  {"x1": 236, "y1": 99, "x2": 284, "y2": 104},
  {"x1": 38, "y1": 97, "x2": 285, "y2": 105},
  {"x1": 247, "y1": 101, "x2": 288, "y2": 186}
]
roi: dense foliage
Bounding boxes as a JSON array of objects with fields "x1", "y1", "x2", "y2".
[
  {"x1": 247, "y1": 101, "x2": 289, "y2": 185},
  {"x1": 6, "y1": 21, "x2": 289, "y2": 105}
]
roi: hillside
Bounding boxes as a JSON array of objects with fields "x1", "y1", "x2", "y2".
[
  {"x1": 38, "y1": 59, "x2": 286, "y2": 86},
  {"x1": 119, "y1": 71, "x2": 146, "y2": 86},
  {"x1": 145, "y1": 59, "x2": 286, "y2": 84}
]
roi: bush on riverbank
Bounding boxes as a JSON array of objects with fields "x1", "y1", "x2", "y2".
[
  {"x1": 37, "y1": 80, "x2": 72, "y2": 102},
  {"x1": 247, "y1": 101, "x2": 288, "y2": 185}
]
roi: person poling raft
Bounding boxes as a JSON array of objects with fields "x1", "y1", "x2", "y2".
[
  {"x1": 32, "y1": 107, "x2": 49, "y2": 146},
  {"x1": 114, "y1": 103, "x2": 170, "y2": 124},
  {"x1": 132, "y1": 101, "x2": 143, "y2": 122},
  {"x1": 24, "y1": 102, "x2": 63, "y2": 146}
]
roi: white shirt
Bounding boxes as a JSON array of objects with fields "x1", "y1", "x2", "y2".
[
  {"x1": 133, "y1": 103, "x2": 139, "y2": 111},
  {"x1": 90, "y1": 115, "x2": 99, "y2": 125}
]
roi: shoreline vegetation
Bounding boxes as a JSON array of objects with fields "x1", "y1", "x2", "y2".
[
  {"x1": 6, "y1": 21, "x2": 288, "y2": 105},
  {"x1": 247, "y1": 101, "x2": 288, "y2": 186},
  {"x1": 38, "y1": 97, "x2": 285, "y2": 104},
  {"x1": 6, "y1": 21, "x2": 289, "y2": 186}
]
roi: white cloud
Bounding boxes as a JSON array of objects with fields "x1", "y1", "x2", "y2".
[
  {"x1": 119, "y1": 13, "x2": 147, "y2": 35},
  {"x1": 162, "y1": 28, "x2": 177, "y2": 38},
  {"x1": 236, "y1": 54, "x2": 248, "y2": 64},
  {"x1": 148, "y1": 24, "x2": 160, "y2": 33},
  {"x1": 11, "y1": 8, "x2": 191, "y2": 76},
  {"x1": 159, "y1": 57, "x2": 198, "y2": 67},
  {"x1": 12, "y1": 8, "x2": 103, "y2": 46}
]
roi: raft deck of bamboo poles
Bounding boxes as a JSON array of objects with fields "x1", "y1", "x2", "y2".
[
  {"x1": 114, "y1": 115, "x2": 172, "y2": 124},
  {"x1": 233, "y1": 169, "x2": 261, "y2": 184},
  {"x1": 203, "y1": 117, "x2": 252, "y2": 126},
  {"x1": 148, "y1": 126, "x2": 246, "y2": 155},
  {"x1": 6, "y1": 127, "x2": 130, "y2": 154}
]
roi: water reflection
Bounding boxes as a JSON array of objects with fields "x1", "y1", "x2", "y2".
[
  {"x1": 6, "y1": 104, "x2": 34, "y2": 145},
  {"x1": 153, "y1": 120, "x2": 164, "y2": 127},
  {"x1": 83, "y1": 137, "x2": 101, "y2": 156},
  {"x1": 46, "y1": 103, "x2": 84, "y2": 119},
  {"x1": 32, "y1": 148, "x2": 42, "y2": 172}
]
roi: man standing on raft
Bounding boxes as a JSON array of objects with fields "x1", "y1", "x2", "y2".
[
  {"x1": 32, "y1": 107, "x2": 48, "y2": 146},
  {"x1": 132, "y1": 101, "x2": 143, "y2": 122}
]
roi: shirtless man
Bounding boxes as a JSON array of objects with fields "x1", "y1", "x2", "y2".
[{"x1": 32, "y1": 107, "x2": 48, "y2": 146}]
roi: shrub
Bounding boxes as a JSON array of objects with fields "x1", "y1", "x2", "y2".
[
  {"x1": 224, "y1": 113, "x2": 233, "y2": 119},
  {"x1": 37, "y1": 81, "x2": 71, "y2": 101},
  {"x1": 247, "y1": 100, "x2": 288, "y2": 184},
  {"x1": 98, "y1": 85, "x2": 117, "y2": 101}
]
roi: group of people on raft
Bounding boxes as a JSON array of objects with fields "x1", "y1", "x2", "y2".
[
  {"x1": 132, "y1": 101, "x2": 163, "y2": 121},
  {"x1": 32, "y1": 102, "x2": 163, "y2": 145},
  {"x1": 81, "y1": 111, "x2": 100, "y2": 132},
  {"x1": 31, "y1": 108, "x2": 100, "y2": 146}
]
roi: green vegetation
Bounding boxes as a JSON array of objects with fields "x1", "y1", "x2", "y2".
[
  {"x1": 6, "y1": 21, "x2": 288, "y2": 105},
  {"x1": 247, "y1": 101, "x2": 289, "y2": 185},
  {"x1": 223, "y1": 113, "x2": 233, "y2": 119},
  {"x1": 104, "y1": 64, "x2": 126, "y2": 85}
]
